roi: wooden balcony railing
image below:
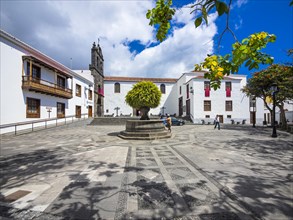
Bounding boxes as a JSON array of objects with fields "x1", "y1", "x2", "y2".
[{"x1": 22, "y1": 76, "x2": 73, "y2": 99}]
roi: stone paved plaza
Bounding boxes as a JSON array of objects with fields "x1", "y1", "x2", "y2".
[{"x1": 0, "y1": 120, "x2": 292, "y2": 220}]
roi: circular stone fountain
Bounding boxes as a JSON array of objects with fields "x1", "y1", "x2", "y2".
[{"x1": 118, "y1": 119, "x2": 171, "y2": 140}]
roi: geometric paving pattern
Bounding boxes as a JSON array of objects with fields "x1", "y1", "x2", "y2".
[
  {"x1": 136, "y1": 182, "x2": 175, "y2": 210},
  {"x1": 137, "y1": 168, "x2": 164, "y2": 182},
  {"x1": 136, "y1": 158, "x2": 158, "y2": 167},
  {"x1": 156, "y1": 150, "x2": 175, "y2": 157},
  {"x1": 176, "y1": 182, "x2": 219, "y2": 208},
  {"x1": 166, "y1": 167, "x2": 197, "y2": 181},
  {"x1": 160, "y1": 157, "x2": 184, "y2": 166}
]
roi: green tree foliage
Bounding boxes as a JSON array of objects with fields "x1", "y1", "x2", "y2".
[
  {"x1": 242, "y1": 64, "x2": 293, "y2": 127},
  {"x1": 146, "y1": 0, "x2": 175, "y2": 42},
  {"x1": 146, "y1": 0, "x2": 281, "y2": 89},
  {"x1": 125, "y1": 81, "x2": 162, "y2": 119}
]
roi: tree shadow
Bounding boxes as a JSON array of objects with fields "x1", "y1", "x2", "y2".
[{"x1": 202, "y1": 135, "x2": 293, "y2": 219}]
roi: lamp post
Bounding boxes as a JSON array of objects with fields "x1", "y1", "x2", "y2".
[
  {"x1": 270, "y1": 83, "x2": 279, "y2": 138},
  {"x1": 251, "y1": 96, "x2": 256, "y2": 128}
]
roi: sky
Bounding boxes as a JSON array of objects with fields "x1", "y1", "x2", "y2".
[{"x1": 1, "y1": 0, "x2": 292, "y2": 79}]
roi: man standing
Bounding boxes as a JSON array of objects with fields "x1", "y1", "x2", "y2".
[
  {"x1": 214, "y1": 115, "x2": 220, "y2": 130},
  {"x1": 166, "y1": 114, "x2": 172, "y2": 132}
]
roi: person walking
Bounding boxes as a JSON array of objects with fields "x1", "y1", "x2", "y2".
[
  {"x1": 214, "y1": 115, "x2": 220, "y2": 130},
  {"x1": 166, "y1": 114, "x2": 172, "y2": 132}
]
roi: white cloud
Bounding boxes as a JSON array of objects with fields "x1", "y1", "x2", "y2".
[
  {"x1": 173, "y1": 1, "x2": 197, "y2": 25},
  {"x1": 1, "y1": 0, "x2": 218, "y2": 79}
]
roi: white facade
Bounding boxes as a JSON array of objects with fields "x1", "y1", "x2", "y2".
[
  {"x1": 0, "y1": 30, "x2": 93, "y2": 133},
  {"x1": 103, "y1": 73, "x2": 265, "y2": 125},
  {"x1": 103, "y1": 77, "x2": 177, "y2": 116}
]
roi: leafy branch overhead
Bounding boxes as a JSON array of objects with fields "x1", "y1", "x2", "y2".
[
  {"x1": 146, "y1": 0, "x2": 175, "y2": 42},
  {"x1": 195, "y1": 32, "x2": 276, "y2": 89}
]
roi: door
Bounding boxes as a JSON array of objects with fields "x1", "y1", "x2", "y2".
[
  {"x1": 219, "y1": 115, "x2": 223, "y2": 123},
  {"x1": 178, "y1": 97, "x2": 183, "y2": 116},
  {"x1": 76, "y1": 105, "x2": 81, "y2": 118},
  {"x1": 88, "y1": 106, "x2": 92, "y2": 117},
  {"x1": 186, "y1": 99, "x2": 190, "y2": 116},
  {"x1": 97, "y1": 97, "x2": 102, "y2": 117}
]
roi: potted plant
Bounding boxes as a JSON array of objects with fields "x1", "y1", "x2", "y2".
[{"x1": 125, "y1": 81, "x2": 161, "y2": 120}]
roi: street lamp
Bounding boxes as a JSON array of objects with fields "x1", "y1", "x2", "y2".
[
  {"x1": 250, "y1": 96, "x2": 256, "y2": 128},
  {"x1": 270, "y1": 83, "x2": 279, "y2": 138}
]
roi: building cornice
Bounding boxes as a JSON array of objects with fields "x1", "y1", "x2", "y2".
[{"x1": 104, "y1": 76, "x2": 177, "y2": 83}]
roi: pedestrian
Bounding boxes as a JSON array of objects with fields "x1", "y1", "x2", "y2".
[
  {"x1": 214, "y1": 115, "x2": 220, "y2": 130},
  {"x1": 166, "y1": 114, "x2": 172, "y2": 132}
]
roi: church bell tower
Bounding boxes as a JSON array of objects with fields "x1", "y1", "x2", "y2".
[{"x1": 89, "y1": 41, "x2": 104, "y2": 117}]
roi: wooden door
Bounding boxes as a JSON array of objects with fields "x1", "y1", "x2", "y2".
[
  {"x1": 219, "y1": 115, "x2": 223, "y2": 123},
  {"x1": 76, "y1": 106, "x2": 81, "y2": 118},
  {"x1": 88, "y1": 106, "x2": 92, "y2": 117}
]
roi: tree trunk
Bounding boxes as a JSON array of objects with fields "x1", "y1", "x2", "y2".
[
  {"x1": 140, "y1": 106, "x2": 150, "y2": 120},
  {"x1": 278, "y1": 103, "x2": 287, "y2": 129}
]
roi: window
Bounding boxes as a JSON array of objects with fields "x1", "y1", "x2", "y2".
[
  {"x1": 76, "y1": 84, "x2": 81, "y2": 97},
  {"x1": 226, "y1": 82, "x2": 232, "y2": 97},
  {"x1": 57, "y1": 102, "x2": 65, "y2": 118},
  {"x1": 26, "y1": 97, "x2": 40, "y2": 118},
  {"x1": 76, "y1": 105, "x2": 81, "y2": 118},
  {"x1": 205, "y1": 115, "x2": 210, "y2": 118},
  {"x1": 204, "y1": 100, "x2": 211, "y2": 111},
  {"x1": 114, "y1": 82, "x2": 120, "y2": 93},
  {"x1": 27, "y1": 62, "x2": 41, "y2": 79},
  {"x1": 57, "y1": 75, "x2": 66, "y2": 89},
  {"x1": 227, "y1": 115, "x2": 232, "y2": 118},
  {"x1": 226, "y1": 101, "x2": 233, "y2": 111},
  {"x1": 179, "y1": 86, "x2": 182, "y2": 95},
  {"x1": 88, "y1": 89, "x2": 93, "y2": 100},
  {"x1": 160, "y1": 84, "x2": 166, "y2": 94},
  {"x1": 204, "y1": 81, "x2": 210, "y2": 97}
]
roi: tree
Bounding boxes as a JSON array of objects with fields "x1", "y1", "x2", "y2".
[
  {"x1": 242, "y1": 64, "x2": 293, "y2": 128},
  {"x1": 146, "y1": 1, "x2": 293, "y2": 89},
  {"x1": 125, "y1": 81, "x2": 162, "y2": 120}
]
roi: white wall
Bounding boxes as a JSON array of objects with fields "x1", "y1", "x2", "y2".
[
  {"x1": 1, "y1": 38, "x2": 27, "y2": 125},
  {"x1": 0, "y1": 35, "x2": 93, "y2": 134},
  {"x1": 104, "y1": 81, "x2": 176, "y2": 116}
]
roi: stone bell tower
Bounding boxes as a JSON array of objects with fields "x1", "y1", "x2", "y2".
[{"x1": 89, "y1": 41, "x2": 104, "y2": 117}]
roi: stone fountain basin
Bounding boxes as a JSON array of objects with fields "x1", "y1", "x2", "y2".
[{"x1": 119, "y1": 120, "x2": 171, "y2": 140}]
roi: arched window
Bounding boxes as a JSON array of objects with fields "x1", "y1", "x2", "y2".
[
  {"x1": 160, "y1": 84, "x2": 166, "y2": 94},
  {"x1": 114, "y1": 82, "x2": 120, "y2": 93}
]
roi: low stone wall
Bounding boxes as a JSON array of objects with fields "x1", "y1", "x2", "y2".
[{"x1": 89, "y1": 116, "x2": 160, "y2": 126}]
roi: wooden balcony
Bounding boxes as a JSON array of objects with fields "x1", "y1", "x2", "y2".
[{"x1": 22, "y1": 76, "x2": 72, "y2": 99}]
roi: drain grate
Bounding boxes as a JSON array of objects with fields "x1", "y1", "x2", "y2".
[{"x1": 2, "y1": 190, "x2": 31, "y2": 203}]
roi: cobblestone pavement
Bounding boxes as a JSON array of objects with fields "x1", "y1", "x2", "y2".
[{"x1": 0, "y1": 120, "x2": 292, "y2": 220}]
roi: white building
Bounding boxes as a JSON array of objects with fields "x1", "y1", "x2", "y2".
[
  {"x1": 0, "y1": 30, "x2": 94, "y2": 133},
  {"x1": 1, "y1": 29, "x2": 273, "y2": 134},
  {"x1": 103, "y1": 72, "x2": 265, "y2": 125}
]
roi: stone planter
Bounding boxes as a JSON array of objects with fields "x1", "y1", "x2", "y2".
[{"x1": 119, "y1": 120, "x2": 171, "y2": 140}]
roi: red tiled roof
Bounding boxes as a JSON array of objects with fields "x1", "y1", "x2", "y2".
[{"x1": 104, "y1": 76, "x2": 177, "y2": 83}]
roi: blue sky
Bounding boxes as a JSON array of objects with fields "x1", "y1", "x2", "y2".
[{"x1": 1, "y1": 0, "x2": 292, "y2": 79}]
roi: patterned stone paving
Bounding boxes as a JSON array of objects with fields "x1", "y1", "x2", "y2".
[
  {"x1": 2, "y1": 123, "x2": 291, "y2": 219},
  {"x1": 167, "y1": 167, "x2": 197, "y2": 180}
]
